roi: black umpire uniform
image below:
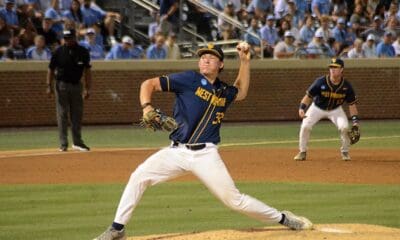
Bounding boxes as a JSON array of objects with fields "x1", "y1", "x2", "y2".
[{"x1": 46, "y1": 29, "x2": 92, "y2": 152}]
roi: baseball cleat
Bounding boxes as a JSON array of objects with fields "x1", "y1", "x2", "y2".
[
  {"x1": 281, "y1": 210, "x2": 313, "y2": 230},
  {"x1": 72, "y1": 143, "x2": 90, "y2": 151},
  {"x1": 59, "y1": 146, "x2": 67, "y2": 152},
  {"x1": 93, "y1": 226, "x2": 126, "y2": 240},
  {"x1": 294, "y1": 152, "x2": 306, "y2": 161},
  {"x1": 341, "y1": 152, "x2": 351, "y2": 161}
]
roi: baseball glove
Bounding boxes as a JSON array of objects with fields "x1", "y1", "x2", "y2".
[
  {"x1": 140, "y1": 108, "x2": 178, "y2": 132},
  {"x1": 348, "y1": 125, "x2": 360, "y2": 145}
]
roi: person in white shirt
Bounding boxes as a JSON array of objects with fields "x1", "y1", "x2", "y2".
[
  {"x1": 362, "y1": 34, "x2": 377, "y2": 58},
  {"x1": 347, "y1": 38, "x2": 366, "y2": 58},
  {"x1": 26, "y1": 35, "x2": 52, "y2": 60},
  {"x1": 274, "y1": 30, "x2": 296, "y2": 59}
]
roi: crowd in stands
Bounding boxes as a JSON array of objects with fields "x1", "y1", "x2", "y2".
[{"x1": 0, "y1": 0, "x2": 399, "y2": 60}]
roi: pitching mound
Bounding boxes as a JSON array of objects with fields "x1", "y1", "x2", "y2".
[{"x1": 127, "y1": 224, "x2": 400, "y2": 240}]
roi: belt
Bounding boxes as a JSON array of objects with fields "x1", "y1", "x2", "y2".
[{"x1": 172, "y1": 141, "x2": 206, "y2": 151}]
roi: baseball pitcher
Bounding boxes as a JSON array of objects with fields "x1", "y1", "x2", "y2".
[{"x1": 94, "y1": 43, "x2": 313, "y2": 240}]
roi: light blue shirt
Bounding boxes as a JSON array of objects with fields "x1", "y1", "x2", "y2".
[
  {"x1": 79, "y1": 40, "x2": 105, "y2": 60},
  {"x1": 244, "y1": 26, "x2": 261, "y2": 46},
  {"x1": 260, "y1": 25, "x2": 279, "y2": 45},
  {"x1": 311, "y1": 0, "x2": 331, "y2": 15},
  {"x1": 105, "y1": 44, "x2": 143, "y2": 60},
  {"x1": 81, "y1": 5, "x2": 106, "y2": 27},
  {"x1": 146, "y1": 44, "x2": 168, "y2": 59},
  {"x1": 299, "y1": 25, "x2": 314, "y2": 43},
  {"x1": 26, "y1": 46, "x2": 52, "y2": 60},
  {"x1": 332, "y1": 27, "x2": 346, "y2": 44},
  {"x1": 45, "y1": 8, "x2": 64, "y2": 36},
  {"x1": 0, "y1": 8, "x2": 18, "y2": 26},
  {"x1": 376, "y1": 42, "x2": 395, "y2": 57}
]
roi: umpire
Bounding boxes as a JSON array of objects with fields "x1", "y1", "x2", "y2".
[{"x1": 46, "y1": 29, "x2": 91, "y2": 152}]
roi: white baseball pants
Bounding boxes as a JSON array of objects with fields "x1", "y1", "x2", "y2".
[
  {"x1": 299, "y1": 103, "x2": 350, "y2": 153},
  {"x1": 114, "y1": 143, "x2": 282, "y2": 225}
]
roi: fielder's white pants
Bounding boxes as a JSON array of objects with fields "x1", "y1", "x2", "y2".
[
  {"x1": 114, "y1": 143, "x2": 282, "y2": 225},
  {"x1": 299, "y1": 103, "x2": 350, "y2": 153}
]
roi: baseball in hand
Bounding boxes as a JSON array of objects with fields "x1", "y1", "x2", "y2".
[{"x1": 237, "y1": 41, "x2": 250, "y2": 54}]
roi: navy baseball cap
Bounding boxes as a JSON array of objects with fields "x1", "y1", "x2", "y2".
[
  {"x1": 197, "y1": 43, "x2": 224, "y2": 61},
  {"x1": 329, "y1": 58, "x2": 344, "y2": 68}
]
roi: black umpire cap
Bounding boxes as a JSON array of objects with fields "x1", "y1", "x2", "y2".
[
  {"x1": 63, "y1": 29, "x2": 76, "y2": 38},
  {"x1": 329, "y1": 58, "x2": 344, "y2": 68},
  {"x1": 197, "y1": 43, "x2": 224, "y2": 61}
]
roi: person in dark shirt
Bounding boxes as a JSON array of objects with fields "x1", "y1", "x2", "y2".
[
  {"x1": 46, "y1": 29, "x2": 91, "y2": 152},
  {"x1": 0, "y1": 15, "x2": 12, "y2": 54},
  {"x1": 4, "y1": 34, "x2": 26, "y2": 60},
  {"x1": 294, "y1": 58, "x2": 359, "y2": 161},
  {"x1": 37, "y1": 17, "x2": 60, "y2": 51}
]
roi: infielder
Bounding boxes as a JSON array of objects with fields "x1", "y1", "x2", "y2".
[
  {"x1": 94, "y1": 43, "x2": 313, "y2": 240},
  {"x1": 294, "y1": 58, "x2": 359, "y2": 161}
]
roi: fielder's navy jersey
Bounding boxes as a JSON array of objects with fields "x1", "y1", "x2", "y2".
[
  {"x1": 307, "y1": 75, "x2": 357, "y2": 110},
  {"x1": 159, "y1": 70, "x2": 238, "y2": 144}
]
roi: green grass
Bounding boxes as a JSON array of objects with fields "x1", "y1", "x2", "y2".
[
  {"x1": 0, "y1": 120, "x2": 399, "y2": 150},
  {"x1": 0, "y1": 182, "x2": 399, "y2": 240}
]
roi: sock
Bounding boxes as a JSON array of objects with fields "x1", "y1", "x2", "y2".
[
  {"x1": 279, "y1": 213, "x2": 286, "y2": 224},
  {"x1": 112, "y1": 222, "x2": 124, "y2": 231}
]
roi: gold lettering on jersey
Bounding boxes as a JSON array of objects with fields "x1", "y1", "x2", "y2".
[
  {"x1": 195, "y1": 87, "x2": 226, "y2": 107},
  {"x1": 321, "y1": 91, "x2": 345, "y2": 99},
  {"x1": 195, "y1": 87, "x2": 212, "y2": 101}
]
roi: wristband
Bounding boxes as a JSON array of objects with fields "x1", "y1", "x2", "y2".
[
  {"x1": 299, "y1": 103, "x2": 307, "y2": 110},
  {"x1": 351, "y1": 115, "x2": 359, "y2": 124},
  {"x1": 141, "y1": 102, "x2": 152, "y2": 109}
]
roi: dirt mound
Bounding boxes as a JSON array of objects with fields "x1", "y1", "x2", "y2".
[{"x1": 127, "y1": 224, "x2": 400, "y2": 240}]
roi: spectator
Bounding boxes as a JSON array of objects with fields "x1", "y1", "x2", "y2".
[
  {"x1": 385, "y1": 3, "x2": 400, "y2": 23},
  {"x1": 307, "y1": 29, "x2": 335, "y2": 58},
  {"x1": 344, "y1": 22, "x2": 357, "y2": 47},
  {"x1": 146, "y1": 34, "x2": 167, "y2": 59},
  {"x1": 361, "y1": 15, "x2": 385, "y2": 43},
  {"x1": 246, "y1": 0, "x2": 273, "y2": 20},
  {"x1": 331, "y1": 0, "x2": 347, "y2": 22},
  {"x1": 311, "y1": 0, "x2": 331, "y2": 20},
  {"x1": 277, "y1": 19, "x2": 291, "y2": 40},
  {"x1": 286, "y1": 0, "x2": 302, "y2": 28},
  {"x1": 81, "y1": 0, "x2": 120, "y2": 45},
  {"x1": 0, "y1": 0, "x2": 19, "y2": 30},
  {"x1": 367, "y1": 0, "x2": 380, "y2": 21},
  {"x1": 260, "y1": 14, "x2": 279, "y2": 57},
  {"x1": 165, "y1": 32, "x2": 180, "y2": 59},
  {"x1": 350, "y1": 4, "x2": 369, "y2": 27},
  {"x1": 218, "y1": 1, "x2": 237, "y2": 40},
  {"x1": 274, "y1": 0, "x2": 289, "y2": 20},
  {"x1": 45, "y1": 0, "x2": 65, "y2": 39},
  {"x1": 244, "y1": 17, "x2": 263, "y2": 57},
  {"x1": 159, "y1": 0, "x2": 179, "y2": 35},
  {"x1": 0, "y1": 15, "x2": 11, "y2": 48},
  {"x1": 362, "y1": 33, "x2": 377, "y2": 58},
  {"x1": 316, "y1": 15, "x2": 332, "y2": 42},
  {"x1": 273, "y1": 30, "x2": 296, "y2": 58},
  {"x1": 59, "y1": 0, "x2": 72, "y2": 12},
  {"x1": 148, "y1": 11, "x2": 161, "y2": 42},
  {"x1": 18, "y1": 20, "x2": 37, "y2": 49},
  {"x1": 294, "y1": 0, "x2": 307, "y2": 24},
  {"x1": 392, "y1": 34, "x2": 400, "y2": 57},
  {"x1": 299, "y1": 15, "x2": 315, "y2": 44},
  {"x1": 79, "y1": 27, "x2": 104, "y2": 60},
  {"x1": 37, "y1": 16, "x2": 60, "y2": 50},
  {"x1": 376, "y1": 31, "x2": 395, "y2": 57},
  {"x1": 105, "y1": 35, "x2": 143, "y2": 60},
  {"x1": 332, "y1": 17, "x2": 347, "y2": 49},
  {"x1": 63, "y1": 0, "x2": 83, "y2": 27},
  {"x1": 347, "y1": 38, "x2": 366, "y2": 58},
  {"x1": 4, "y1": 34, "x2": 26, "y2": 60},
  {"x1": 213, "y1": 0, "x2": 241, "y2": 12},
  {"x1": 384, "y1": 17, "x2": 400, "y2": 38},
  {"x1": 26, "y1": 35, "x2": 52, "y2": 60}
]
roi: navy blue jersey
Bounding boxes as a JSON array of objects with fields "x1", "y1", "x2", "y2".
[
  {"x1": 307, "y1": 75, "x2": 357, "y2": 110},
  {"x1": 159, "y1": 70, "x2": 238, "y2": 144}
]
